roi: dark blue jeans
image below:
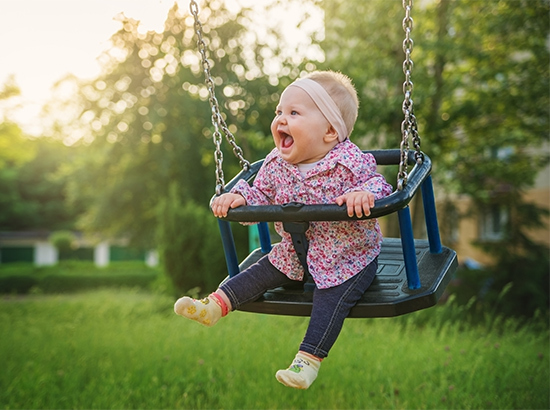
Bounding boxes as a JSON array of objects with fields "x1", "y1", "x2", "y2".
[{"x1": 219, "y1": 255, "x2": 378, "y2": 359}]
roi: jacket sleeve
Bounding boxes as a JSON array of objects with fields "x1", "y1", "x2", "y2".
[
  {"x1": 349, "y1": 153, "x2": 394, "y2": 200},
  {"x1": 229, "y1": 161, "x2": 275, "y2": 206}
]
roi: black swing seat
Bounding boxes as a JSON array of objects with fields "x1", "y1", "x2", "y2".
[
  {"x1": 215, "y1": 149, "x2": 458, "y2": 318},
  {"x1": 236, "y1": 238, "x2": 457, "y2": 318}
]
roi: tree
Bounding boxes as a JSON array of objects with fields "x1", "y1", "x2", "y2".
[
  {"x1": 0, "y1": 78, "x2": 78, "y2": 231},
  {"x1": 320, "y1": 0, "x2": 549, "y2": 316},
  {"x1": 0, "y1": 133, "x2": 82, "y2": 231},
  {"x1": 63, "y1": 4, "x2": 296, "y2": 243},
  {"x1": 54, "y1": 2, "x2": 317, "y2": 290},
  {"x1": 440, "y1": 0, "x2": 550, "y2": 317}
]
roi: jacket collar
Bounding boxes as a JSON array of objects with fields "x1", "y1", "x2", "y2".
[{"x1": 264, "y1": 140, "x2": 363, "y2": 178}]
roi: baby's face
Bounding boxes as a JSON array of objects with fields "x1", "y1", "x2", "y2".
[{"x1": 271, "y1": 86, "x2": 338, "y2": 165}]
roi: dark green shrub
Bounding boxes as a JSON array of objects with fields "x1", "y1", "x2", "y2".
[
  {"x1": 49, "y1": 231, "x2": 76, "y2": 252},
  {"x1": 0, "y1": 275, "x2": 38, "y2": 293},
  {"x1": 0, "y1": 261, "x2": 160, "y2": 294},
  {"x1": 39, "y1": 273, "x2": 156, "y2": 293},
  {"x1": 156, "y1": 184, "x2": 228, "y2": 294}
]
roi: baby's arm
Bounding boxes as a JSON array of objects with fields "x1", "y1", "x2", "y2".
[
  {"x1": 335, "y1": 191, "x2": 375, "y2": 218},
  {"x1": 335, "y1": 152, "x2": 393, "y2": 218},
  {"x1": 211, "y1": 193, "x2": 246, "y2": 218}
]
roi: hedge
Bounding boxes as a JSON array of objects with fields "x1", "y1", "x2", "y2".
[{"x1": 0, "y1": 261, "x2": 159, "y2": 294}]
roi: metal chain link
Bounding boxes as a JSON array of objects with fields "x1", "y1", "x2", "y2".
[
  {"x1": 398, "y1": 0, "x2": 422, "y2": 191},
  {"x1": 189, "y1": 0, "x2": 250, "y2": 195}
]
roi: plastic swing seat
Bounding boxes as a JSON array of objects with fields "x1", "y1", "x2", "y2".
[{"x1": 214, "y1": 150, "x2": 458, "y2": 318}]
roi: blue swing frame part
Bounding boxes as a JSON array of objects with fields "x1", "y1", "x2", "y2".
[{"x1": 215, "y1": 149, "x2": 444, "y2": 291}]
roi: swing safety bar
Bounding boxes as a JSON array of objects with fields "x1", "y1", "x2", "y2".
[{"x1": 213, "y1": 150, "x2": 442, "y2": 290}]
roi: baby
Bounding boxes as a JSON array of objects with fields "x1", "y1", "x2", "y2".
[{"x1": 175, "y1": 70, "x2": 393, "y2": 389}]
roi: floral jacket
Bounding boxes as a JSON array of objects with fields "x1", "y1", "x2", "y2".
[{"x1": 231, "y1": 139, "x2": 393, "y2": 289}]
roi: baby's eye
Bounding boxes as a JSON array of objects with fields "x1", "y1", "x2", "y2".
[
  {"x1": 275, "y1": 110, "x2": 282, "y2": 116},
  {"x1": 291, "y1": 110, "x2": 298, "y2": 115}
]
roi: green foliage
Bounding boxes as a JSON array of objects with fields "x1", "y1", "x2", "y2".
[
  {"x1": 61, "y1": 3, "x2": 294, "y2": 248},
  {"x1": 0, "y1": 122, "x2": 34, "y2": 168},
  {"x1": 437, "y1": 0, "x2": 550, "y2": 318},
  {"x1": 320, "y1": 0, "x2": 406, "y2": 147},
  {"x1": 321, "y1": 0, "x2": 549, "y2": 190},
  {"x1": 49, "y1": 230, "x2": 76, "y2": 252},
  {"x1": 156, "y1": 183, "x2": 226, "y2": 293},
  {"x1": 0, "y1": 275, "x2": 38, "y2": 294},
  {"x1": 0, "y1": 261, "x2": 159, "y2": 294},
  {"x1": 0, "y1": 290, "x2": 548, "y2": 409},
  {"x1": 321, "y1": 0, "x2": 550, "y2": 316},
  {"x1": 49, "y1": 2, "x2": 307, "y2": 293},
  {"x1": 0, "y1": 130, "x2": 80, "y2": 230},
  {"x1": 0, "y1": 74, "x2": 21, "y2": 100},
  {"x1": 441, "y1": 0, "x2": 549, "y2": 196},
  {"x1": 472, "y1": 196, "x2": 550, "y2": 317}
]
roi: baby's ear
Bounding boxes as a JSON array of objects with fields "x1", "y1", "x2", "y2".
[{"x1": 324, "y1": 125, "x2": 339, "y2": 143}]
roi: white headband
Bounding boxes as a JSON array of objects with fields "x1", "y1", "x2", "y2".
[{"x1": 289, "y1": 78, "x2": 349, "y2": 142}]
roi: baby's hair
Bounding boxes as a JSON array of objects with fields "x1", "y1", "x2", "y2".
[{"x1": 305, "y1": 71, "x2": 359, "y2": 138}]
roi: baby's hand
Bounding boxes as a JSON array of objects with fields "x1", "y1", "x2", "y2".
[
  {"x1": 335, "y1": 191, "x2": 375, "y2": 218},
  {"x1": 211, "y1": 193, "x2": 246, "y2": 217}
]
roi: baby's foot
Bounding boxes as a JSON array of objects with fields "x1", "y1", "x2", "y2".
[
  {"x1": 174, "y1": 294, "x2": 226, "y2": 326},
  {"x1": 276, "y1": 352, "x2": 321, "y2": 389}
]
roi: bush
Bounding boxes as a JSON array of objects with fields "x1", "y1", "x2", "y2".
[
  {"x1": 156, "y1": 184, "x2": 227, "y2": 294},
  {"x1": 0, "y1": 261, "x2": 160, "y2": 294},
  {"x1": 448, "y1": 252, "x2": 550, "y2": 319},
  {"x1": 0, "y1": 275, "x2": 38, "y2": 294},
  {"x1": 49, "y1": 230, "x2": 76, "y2": 252}
]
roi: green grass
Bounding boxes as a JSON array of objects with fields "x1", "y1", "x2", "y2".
[{"x1": 0, "y1": 290, "x2": 548, "y2": 409}]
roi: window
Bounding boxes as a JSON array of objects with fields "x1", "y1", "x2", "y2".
[
  {"x1": 486, "y1": 146, "x2": 514, "y2": 161},
  {"x1": 480, "y1": 205, "x2": 508, "y2": 241}
]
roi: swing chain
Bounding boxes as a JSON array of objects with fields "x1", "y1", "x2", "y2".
[
  {"x1": 189, "y1": 0, "x2": 250, "y2": 195},
  {"x1": 398, "y1": 0, "x2": 423, "y2": 191}
]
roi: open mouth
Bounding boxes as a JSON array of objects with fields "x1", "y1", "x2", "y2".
[{"x1": 280, "y1": 132, "x2": 294, "y2": 149}]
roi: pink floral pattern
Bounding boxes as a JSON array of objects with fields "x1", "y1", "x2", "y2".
[{"x1": 231, "y1": 140, "x2": 393, "y2": 289}]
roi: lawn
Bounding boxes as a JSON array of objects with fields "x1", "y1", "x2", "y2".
[{"x1": 0, "y1": 289, "x2": 548, "y2": 409}]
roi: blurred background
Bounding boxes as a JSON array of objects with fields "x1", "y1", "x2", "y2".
[{"x1": 0, "y1": 0, "x2": 548, "y2": 318}]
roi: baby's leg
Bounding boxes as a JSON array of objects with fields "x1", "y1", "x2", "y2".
[
  {"x1": 277, "y1": 259, "x2": 378, "y2": 389},
  {"x1": 174, "y1": 290, "x2": 230, "y2": 326},
  {"x1": 275, "y1": 351, "x2": 322, "y2": 389},
  {"x1": 174, "y1": 255, "x2": 293, "y2": 326},
  {"x1": 218, "y1": 255, "x2": 294, "y2": 310},
  {"x1": 300, "y1": 259, "x2": 377, "y2": 358}
]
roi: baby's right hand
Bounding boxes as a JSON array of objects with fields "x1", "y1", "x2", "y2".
[{"x1": 211, "y1": 193, "x2": 246, "y2": 218}]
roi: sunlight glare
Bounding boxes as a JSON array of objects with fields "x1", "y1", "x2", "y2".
[{"x1": 0, "y1": 0, "x2": 322, "y2": 136}]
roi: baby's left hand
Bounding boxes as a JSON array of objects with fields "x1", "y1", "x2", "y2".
[{"x1": 335, "y1": 191, "x2": 375, "y2": 218}]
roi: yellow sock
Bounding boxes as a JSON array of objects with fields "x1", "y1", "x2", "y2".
[
  {"x1": 173, "y1": 293, "x2": 227, "y2": 327},
  {"x1": 276, "y1": 352, "x2": 322, "y2": 389}
]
